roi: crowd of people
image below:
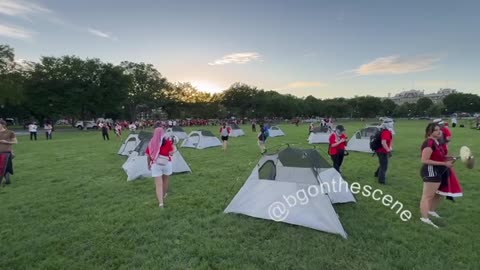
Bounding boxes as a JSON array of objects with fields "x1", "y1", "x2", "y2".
[{"x1": 0, "y1": 116, "x2": 467, "y2": 229}]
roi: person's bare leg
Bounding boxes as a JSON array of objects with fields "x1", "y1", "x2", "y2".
[
  {"x1": 162, "y1": 175, "x2": 169, "y2": 198},
  {"x1": 155, "y1": 177, "x2": 164, "y2": 207},
  {"x1": 430, "y1": 193, "x2": 444, "y2": 212},
  {"x1": 420, "y1": 182, "x2": 440, "y2": 218}
]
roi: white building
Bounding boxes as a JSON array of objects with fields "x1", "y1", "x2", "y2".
[{"x1": 387, "y1": 88, "x2": 457, "y2": 105}]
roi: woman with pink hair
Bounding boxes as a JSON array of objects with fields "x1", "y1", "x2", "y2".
[{"x1": 145, "y1": 127, "x2": 175, "y2": 208}]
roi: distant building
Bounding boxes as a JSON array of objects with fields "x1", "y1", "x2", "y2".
[{"x1": 387, "y1": 88, "x2": 457, "y2": 105}]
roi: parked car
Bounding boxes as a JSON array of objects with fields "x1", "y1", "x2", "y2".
[
  {"x1": 5, "y1": 118, "x2": 16, "y2": 126},
  {"x1": 75, "y1": 121, "x2": 98, "y2": 130},
  {"x1": 55, "y1": 119, "x2": 71, "y2": 125}
]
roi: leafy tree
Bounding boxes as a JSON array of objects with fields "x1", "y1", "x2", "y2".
[
  {"x1": 416, "y1": 97, "x2": 434, "y2": 116},
  {"x1": 443, "y1": 93, "x2": 480, "y2": 113},
  {"x1": 381, "y1": 99, "x2": 397, "y2": 116},
  {"x1": 121, "y1": 61, "x2": 169, "y2": 120}
]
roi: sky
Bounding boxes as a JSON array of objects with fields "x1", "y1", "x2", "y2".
[{"x1": 1, "y1": 0, "x2": 479, "y2": 98}]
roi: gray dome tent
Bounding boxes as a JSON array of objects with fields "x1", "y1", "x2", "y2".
[
  {"x1": 122, "y1": 132, "x2": 191, "y2": 181},
  {"x1": 181, "y1": 130, "x2": 222, "y2": 149},
  {"x1": 224, "y1": 147, "x2": 355, "y2": 238},
  {"x1": 346, "y1": 126, "x2": 380, "y2": 153}
]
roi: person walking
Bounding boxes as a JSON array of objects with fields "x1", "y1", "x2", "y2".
[
  {"x1": 374, "y1": 123, "x2": 393, "y2": 184},
  {"x1": 28, "y1": 122, "x2": 37, "y2": 141},
  {"x1": 0, "y1": 119, "x2": 17, "y2": 185},
  {"x1": 114, "y1": 122, "x2": 122, "y2": 141},
  {"x1": 146, "y1": 128, "x2": 174, "y2": 208},
  {"x1": 419, "y1": 123, "x2": 453, "y2": 228},
  {"x1": 329, "y1": 125, "x2": 347, "y2": 174},
  {"x1": 258, "y1": 124, "x2": 267, "y2": 154},
  {"x1": 219, "y1": 123, "x2": 231, "y2": 151}
]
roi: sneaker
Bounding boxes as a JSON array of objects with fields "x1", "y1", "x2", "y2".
[
  {"x1": 163, "y1": 193, "x2": 168, "y2": 199},
  {"x1": 159, "y1": 203, "x2": 164, "y2": 208},
  {"x1": 428, "y1": 211, "x2": 441, "y2": 218},
  {"x1": 420, "y1": 217, "x2": 439, "y2": 229}
]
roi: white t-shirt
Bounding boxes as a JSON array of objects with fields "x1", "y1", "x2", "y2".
[
  {"x1": 168, "y1": 120, "x2": 173, "y2": 126},
  {"x1": 173, "y1": 121, "x2": 177, "y2": 126},
  {"x1": 29, "y1": 124, "x2": 37, "y2": 132},
  {"x1": 129, "y1": 124, "x2": 136, "y2": 131},
  {"x1": 452, "y1": 117, "x2": 457, "y2": 124}
]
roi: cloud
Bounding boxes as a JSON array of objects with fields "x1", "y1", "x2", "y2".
[
  {"x1": 0, "y1": 23, "x2": 32, "y2": 39},
  {"x1": 208, "y1": 52, "x2": 260, "y2": 66},
  {"x1": 0, "y1": 0, "x2": 50, "y2": 17},
  {"x1": 87, "y1": 28, "x2": 117, "y2": 40},
  {"x1": 286, "y1": 81, "x2": 328, "y2": 89},
  {"x1": 355, "y1": 55, "x2": 441, "y2": 75}
]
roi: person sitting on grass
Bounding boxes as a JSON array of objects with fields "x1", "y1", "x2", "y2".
[
  {"x1": 419, "y1": 123, "x2": 453, "y2": 228},
  {"x1": 0, "y1": 119, "x2": 17, "y2": 186},
  {"x1": 146, "y1": 127, "x2": 174, "y2": 208}
]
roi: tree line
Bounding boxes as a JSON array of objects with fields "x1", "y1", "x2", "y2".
[{"x1": 1, "y1": 44, "x2": 479, "y2": 123}]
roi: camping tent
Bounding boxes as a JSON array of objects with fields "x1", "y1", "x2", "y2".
[
  {"x1": 268, "y1": 126, "x2": 285, "y2": 137},
  {"x1": 122, "y1": 132, "x2": 191, "y2": 180},
  {"x1": 308, "y1": 126, "x2": 332, "y2": 144},
  {"x1": 166, "y1": 126, "x2": 188, "y2": 140},
  {"x1": 346, "y1": 126, "x2": 379, "y2": 153},
  {"x1": 117, "y1": 132, "x2": 147, "y2": 156},
  {"x1": 229, "y1": 124, "x2": 245, "y2": 137},
  {"x1": 224, "y1": 147, "x2": 355, "y2": 238},
  {"x1": 181, "y1": 130, "x2": 222, "y2": 149}
]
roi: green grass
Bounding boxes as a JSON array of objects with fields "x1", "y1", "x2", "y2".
[{"x1": 1, "y1": 121, "x2": 479, "y2": 269}]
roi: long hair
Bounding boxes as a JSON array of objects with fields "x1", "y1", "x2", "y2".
[
  {"x1": 425, "y1": 123, "x2": 440, "y2": 138},
  {"x1": 148, "y1": 127, "x2": 165, "y2": 163}
]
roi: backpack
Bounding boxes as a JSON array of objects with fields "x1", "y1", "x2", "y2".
[{"x1": 370, "y1": 129, "x2": 384, "y2": 152}]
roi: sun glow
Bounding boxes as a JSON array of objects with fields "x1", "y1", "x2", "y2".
[{"x1": 191, "y1": 80, "x2": 224, "y2": 94}]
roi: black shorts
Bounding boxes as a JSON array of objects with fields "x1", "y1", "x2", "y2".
[
  {"x1": 221, "y1": 136, "x2": 229, "y2": 141},
  {"x1": 421, "y1": 165, "x2": 448, "y2": 184}
]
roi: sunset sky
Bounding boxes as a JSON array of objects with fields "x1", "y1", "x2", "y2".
[{"x1": 1, "y1": 0, "x2": 479, "y2": 97}]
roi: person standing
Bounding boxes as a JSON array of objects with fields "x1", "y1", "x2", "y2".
[
  {"x1": 0, "y1": 119, "x2": 17, "y2": 185},
  {"x1": 252, "y1": 121, "x2": 256, "y2": 132},
  {"x1": 219, "y1": 123, "x2": 231, "y2": 151},
  {"x1": 101, "y1": 123, "x2": 110, "y2": 140},
  {"x1": 419, "y1": 123, "x2": 453, "y2": 228},
  {"x1": 28, "y1": 122, "x2": 37, "y2": 141},
  {"x1": 329, "y1": 125, "x2": 347, "y2": 174},
  {"x1": 44, "y1": 122, "x2": 53, "y2": 140},
  {"x1": 433, "y1": 119, "x2": 463, "y2": 200},
  {"x1": 433, "y1": 119, "x2": 451, "y2": 155},
  {"x1": 374, "y1": 123, "x2": 393, "y2": 184},
  {"x1": 146, "y1": 128, "x2": 174, "y2": 208},
  {"x1": 258, "y1": 124, "x2": 267, "y2": 154}
]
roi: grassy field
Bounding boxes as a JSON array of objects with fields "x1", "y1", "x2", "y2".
[{"x1": 1, "y1": 120, "x2": 479, "y2": 269}]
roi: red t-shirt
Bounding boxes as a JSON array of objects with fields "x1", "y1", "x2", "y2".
[
  {"x1": 145, "y1": 139, "x2": 174, "y2": 161},
  {"x1": 421, "y1": 138, "x2": 445, "y2": 162},
  {"x1": 376, "y1": 129, "x2": 393, "y2": 154},
  {"x1": 329, "y1": 133, "x2": 347, "y2": 155}
]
